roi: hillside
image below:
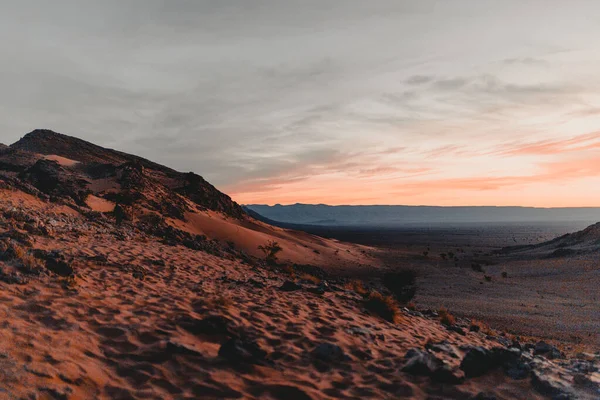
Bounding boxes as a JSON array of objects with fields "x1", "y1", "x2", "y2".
[
  {"x1": 1, "y1": 130, "x2": 370, "y2": 269},
  {"x1": 0, "y1": 130, "x2": 597, "y2": 399}
]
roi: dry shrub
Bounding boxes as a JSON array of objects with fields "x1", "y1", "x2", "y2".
[
  {"x1": 282, "y1": 265, "x2": 296, "y2": 280},
  {"x1": 501, "y1": 271, "x2": 508, "y2": 278},
  {"x1": 345, "y1": 280, "x2": 369, "y2": 296},
  {"x1": 382, "y1": 270, "x2": 417, "y2": 304},
  {"x1": 60, "y1": 275, "x2": 78, "y2": 289},
  {"x1": 364, "y1": 291, "x2": 402, "y2": 323},
  {"x1": 438, "y1": 307, "x2": 456, "y2": 326},
  {"x1": 1, "y1": 241, "x2": 44, "y2": 274},
  {"x1": 484, "y1": 275, "x2": 493, "y2": 282},
  {"x1": 299, "y1": 273, "x2": 321, "y2": 285},
  {"x1": 207, "y1": 295, "x2": 232, "y2": 309},
  {"x1": 258, "y1": 240, "x2": 283, "y2": 265},
  {"x1": 470, "y1": 319, "x2": 494, "y2": 336},
  {"x1": 18, "y1": 253, "x2": 44, "y2": 274}
]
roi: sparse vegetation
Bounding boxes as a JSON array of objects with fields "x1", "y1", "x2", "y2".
[
  {"x1": 471, "y1": 263, "x2": 484, "y2": 272},
  {"x1": 382, "y1": 270, "x2": 417, "y2": 304},
  {"x1": 470, "y1": 319, "x2": 495, "y2": 336},
  {"x1": 299, "y1": 273, "x2": 321, "y2": 285},
  {"x1": 501, "y1": 271, "x2": 508, "y2": 278},
  {"x1": 484, "y1": 275, "x2": 492, "y2": 282},
  {"x1": 438, "y1": 307, "x2": 456, "y2": 326},
  {"x1": 258, "y1": 240, "x2": 283, "y2": 265},
  {"x1": 282, "y1": 265, "x2": 296, "y2": 279},
  {"x1": 346, "y1": 279, "x2": 369, "y2": 296},
  {"x1": 364, "y1": 291, "x2": 402, "y2": 323}
]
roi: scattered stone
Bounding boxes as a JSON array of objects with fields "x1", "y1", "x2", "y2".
[
  {"x1": 218, "y1": 338, "x2": 267, "y2": 364},
  {"x1": 307, "y1": 283, "x2": 328, "y2": 295},
  {"x1": 35, "y1": 251, "x2": 74, "y2": 277},
  {"x1": 279, "y1": 280, "x2": 302, "y2": 292},
  {"x1": 447, "y1": 325, "x2": 466, "y2": 336},
  {"x1": 425, "y1": 340, "x2": 459, "y2": 359},
  {"x1": 402, "y1": 349, "x2": 441, "y2": 376},
  {"x1": 402, "y1": 349, "x2": 463, "y2": 384},
  {"x1": 531, "y1": 370, "x2": 574, "y2": 399},
  {"x1": 460, "y1": 347, "x2": 496, "y2": 378},
  {"x1": 311, "y1": 343, "x2": 346, "y2": 363},
  {"x1": 534, "y1": 341, "x2": 564, "y2": 360},
  {"x1": 432, "y1": 364, "x2": 465, "y2": 384}
]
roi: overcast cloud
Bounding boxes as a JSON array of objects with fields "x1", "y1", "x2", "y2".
[{"x1": 2, "y1": 1, "x2": 600, "y2": 206}]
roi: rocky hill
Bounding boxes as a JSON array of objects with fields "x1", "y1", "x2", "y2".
[
  {"x1": 498, "y1": 221, "x2": 600, "y2": 259},
  {"x1": 8, "y1": 129, "x2": 245, "y2": 218}
]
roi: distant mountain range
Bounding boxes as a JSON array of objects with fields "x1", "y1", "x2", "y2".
[{"x1": 244, "y1": 204, "x2": 600, "y2": 227}]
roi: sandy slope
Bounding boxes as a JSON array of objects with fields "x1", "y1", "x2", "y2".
[{"x1": 1, "y1": 190, "x2": 598, "y2": 399}]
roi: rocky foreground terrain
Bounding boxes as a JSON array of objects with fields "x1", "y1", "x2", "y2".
[{"x1": 0, "y1": 130, "x2": 598, "y2": 399}]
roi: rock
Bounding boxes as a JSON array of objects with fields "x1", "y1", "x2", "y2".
[
  {"x1": 279, "y1": 280, "x2": 302, "y2": 292},
  {"x1": 432, "y1": 364, "x2": 465, "y2": 384},
  {"x1": 460, "y1": 347, "x2": 496, "y2": 378},
  {"x1": 307, "y1": 283, "x2": 328, "y2": 295},
  {"x1": 531, "y1": 370, "x2": 574, "y2": 399},
  {"x1": 573, "y1": 373, "x2": 599, "y2": 391},
  {"x1": 346, "y1": 327, "x2": 372, "y2": 337},
  {"x1": 504, "y1": 360, "x2": 531, "y2": 380},
  {"x1": 178, "y1": 315, "x2": 237, "y2": 338},
  {"x1": 425, "y1": 340, "x2": 459, "y2": 359},
  {"x1": 218, "y1": 338, "x2": 267, "y2": 364},
  {"x1": 402, "y1": 349, "x2": 441, "y2": 376},
  {"x1": 447, "y1": 325, "x2": 466, "y2": 336},
  {"x1": 402, "y1": 349, "x2": 463, "y2": 384},
  {"x1": 568, "y1": 360, "x2": 597, "y2": 374},
  {"x1": 311, "y1": 343, "x2": 346, "y2": 363},
  {"x1": 534, "y1": 341, "x2": 564, "y2": 360},
  {"x1": 46, "y1": 258, "x2": 74, "y2": 277}
]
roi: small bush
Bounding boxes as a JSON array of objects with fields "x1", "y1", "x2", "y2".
[
  {"x1": 484, "y1": 275, "x2": 492, "y2": 282},
  {"x1": 258, "y1": 240, "x2": 283, "y2": 265},
  {"x1": 501, "y1": 271, "x2": 508, "y2": 278},
  {"x1": 471, "y1": 263, "x2": 484, "y2": 273},
  {"x1": 364, "y1": 292, "x2": 402, "y2": 323},
  {"x1": 470, "y1": 319, "x2": 494, "y2": 336},
  {"x1": 382, "y1": 270, "x2": 417, "y2": 304},
  {"x1": 282, "y1": 265, "x2": 296, "y2": 279},
  {"x1": 345, "y1": 280, "x2": 369, "y2": 296},
  {"x1": 438, "y1": 307, "x2": 455, "y2": 326},
  {"x1": 299, "y1": 273, "x2": 321, "y2": 285}
]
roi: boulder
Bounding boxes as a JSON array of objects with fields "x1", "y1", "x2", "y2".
[
  {"x1": 218, "y1": 338, "x2": 267, "y2": 364},
  {"x1": 311, "y1": 343, "x2": 346, "y2": 363}
]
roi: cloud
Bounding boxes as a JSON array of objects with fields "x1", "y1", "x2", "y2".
[{"x1": 493, "y1": 131, "x2": 600, "y2": 156}]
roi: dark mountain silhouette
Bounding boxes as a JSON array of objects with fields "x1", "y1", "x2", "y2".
[{"x1": 6, "y1": 129, "x2": 244, "y2": 218}]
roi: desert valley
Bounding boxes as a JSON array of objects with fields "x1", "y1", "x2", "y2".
[{"x1": 0, "y1": 130, "x2": 597, "y2": 400}]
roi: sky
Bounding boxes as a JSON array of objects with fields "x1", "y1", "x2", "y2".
[{"x1": 1, "y1": 1, "x2": 600, "y2": 207}]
